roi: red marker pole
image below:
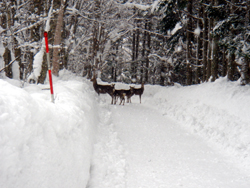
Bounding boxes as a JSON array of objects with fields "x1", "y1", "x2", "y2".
[{"x1": 44, "y1": 32, "x2": 55, "y2": 103}]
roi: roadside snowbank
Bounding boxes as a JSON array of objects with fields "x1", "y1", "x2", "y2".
[
  {"x1": 145, "y1": 77, "x2": 250, "y2": 171},
  {"x1": 0, "y1": 71, "x2": 97, "y2": 188}
]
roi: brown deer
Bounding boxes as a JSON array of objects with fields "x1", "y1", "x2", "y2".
[
  {"x1": 126, "y1": 86, "x2": 134, "y2": 103},
  {"x1": 133, "y1": 83, "x2": 144, "y2": 103},
  {"x1": 91, "y1": 76, "x2": 115, "y2": 104},
  {"x1": 113, "y1": 89, "x2": 126, "y2": 105},
  {"x1": 113, "y1": 87, "x2": 135, "y2": 105}
]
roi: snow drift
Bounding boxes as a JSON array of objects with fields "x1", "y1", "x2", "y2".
[
  {"x1": 145, "y1": 78, "x2": 250, "y2": 171},
  {"x1": 0, "y1": 71, "x2": 97, "y2": 188}
]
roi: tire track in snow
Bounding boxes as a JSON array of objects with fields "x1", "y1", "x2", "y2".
[{"x1": 87, "y1": 99, "x2": 127, "y2": 188}]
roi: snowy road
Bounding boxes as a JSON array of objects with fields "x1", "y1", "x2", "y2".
[
  {"x1": 88, "y1": 99, "x2": 250, "y2": 188},
  {"x1": 1, "y1": 75, "x2": 250, "y2": 188},
  {"x1": 111, "y1": 104, "x2": 250, "y2": 188}
]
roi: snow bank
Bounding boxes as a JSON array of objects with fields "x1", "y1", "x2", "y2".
[
  {"x1": 145, "y1": 77, "x2": 250, "y2": 171},
  {"x1": 0, "y1": 71, "x2": 97, "y2": 188}
]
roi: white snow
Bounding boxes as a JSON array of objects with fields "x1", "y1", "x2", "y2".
[
  {"x1": 1, "y1": 71, "x2": 250, "y2": 188},
  {"x1": 171, "y1": 22, "x2": 182, "y2": 35},
  {"x1": 124, "y1": 0, "x2": 160, "y2": 13},
  {"x1": 0, "y1": 71, "x2": 97, "y2": 188},
  {"x1": 33, "y1": 49, "x2": 44, "y2": 79},
  {"x1": 194, "y1": 26, "x2": 201, "y2": 36},
  {"x1": 45, "y1": 4, "x2": 53, "y2": 32},
  {"x1": 151, "y1": 0, "x2": 160, "y2": 13},
  {"x1": 124, "y1": 2, "x2": 151, "y2": 11}
]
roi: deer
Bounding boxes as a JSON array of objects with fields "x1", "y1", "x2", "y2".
[
  {"x1": 126, "y1": 86, "x2": 134, "y2": 103},
  {"x1": 113, "y1": 89, "x2": 126, "y2": 105},
  {"x1": 91, "y1": 76, "x2": 115, "y2": 104},
  {"x1": 132, "y1": 83, "x2": 144, "y2": 103},
  {"x1": 114, "y1": 87, "x2": 134, "y2": 105}
]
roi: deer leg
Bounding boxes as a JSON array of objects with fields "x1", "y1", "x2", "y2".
[
  {"x1": 122, "y1": 96, "x2": 125, "y2": 105},
  {"x1": 119, "y1": 94, "x2": 125, "y2": 105},
  {"x1": 111, "y1": 95, "x2": 113, "y2": 105},
  {"x1": 123, "y1": 94, "x2": 126, "y2": 105},
  {"x1": 115, "y1": 96, "x2": 118, "y2": 104}
]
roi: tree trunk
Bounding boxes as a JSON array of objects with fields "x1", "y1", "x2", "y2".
[
  {"x1": 211, "y1": 35, "x2": 219, "y2": 82},
  {"x1": 145, "y1": 21, "x2": 151, "y2": 84},
  {"x1": 228, "y1": 53, "x2": 236, "y2": 81},
  {"x1": 14, "y1": 38, "x2": 22, "y2": 80},
  {"x1": 52, "y1": 0, "x2": 67, "y2": 76},
  {"x1": 186, "y1": 0, "x2": 193, "y2": 85},
  {"x1": 202, "y1": 2, "x2": 208, "y2": 82},
  {"x1": 227, "y1": 0, "x2": 238, "y2": 81},
  {"x1": 240, "y1": 0, "x2": 250, "y2": 85},
  {"x1": 135, "y1": 21, "x2": 140, "y2": 83},
  {"x1": 92, "y1": 21, "x2": 99, "y2": 68},
  {"x1": 141, "y1": 22, "x2": 147, "y2": 83},
  {"x1": 195, "y1": 5, "x2": 202, "y2": 84},
  {"x1": 222, "y1": 46, "x2": 227, "y2": 77},
  {"x1": 211, "y1": 0, "x2": 219, "y2": 82},
  {"x1": 132, "y1": 30, "x2": 136, "y2": 62},
  {"x1": 206, "y1": 1, "x2": 214, "y2": 81},
  {"x1": 26, "y1": 51, "x2": 34, "y2": 80},
  {"x1": 135, "y1": 23, "x2": 140, "y2": 60},
  {"x1": 5, "y1": 1, "x2": 14, "y2": 79},
  {"x1": 3, "y1": 47, "x2": 12, "y2": 78}
]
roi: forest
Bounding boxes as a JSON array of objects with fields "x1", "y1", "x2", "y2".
[{"x1": 0, "y1": 0, "x2": 250, "y2": 86}]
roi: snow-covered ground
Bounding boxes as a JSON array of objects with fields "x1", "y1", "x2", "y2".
[
  {"x1": 0, "y1": 71, "x2": 98, "y2": 188},
  {"x1": 0, "y1": 71, "x2": 250, "y2": 188}
]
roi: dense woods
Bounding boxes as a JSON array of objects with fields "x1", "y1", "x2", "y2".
[{"x1": 0, "y1": 0, "x2": 249, "y2": 86}]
